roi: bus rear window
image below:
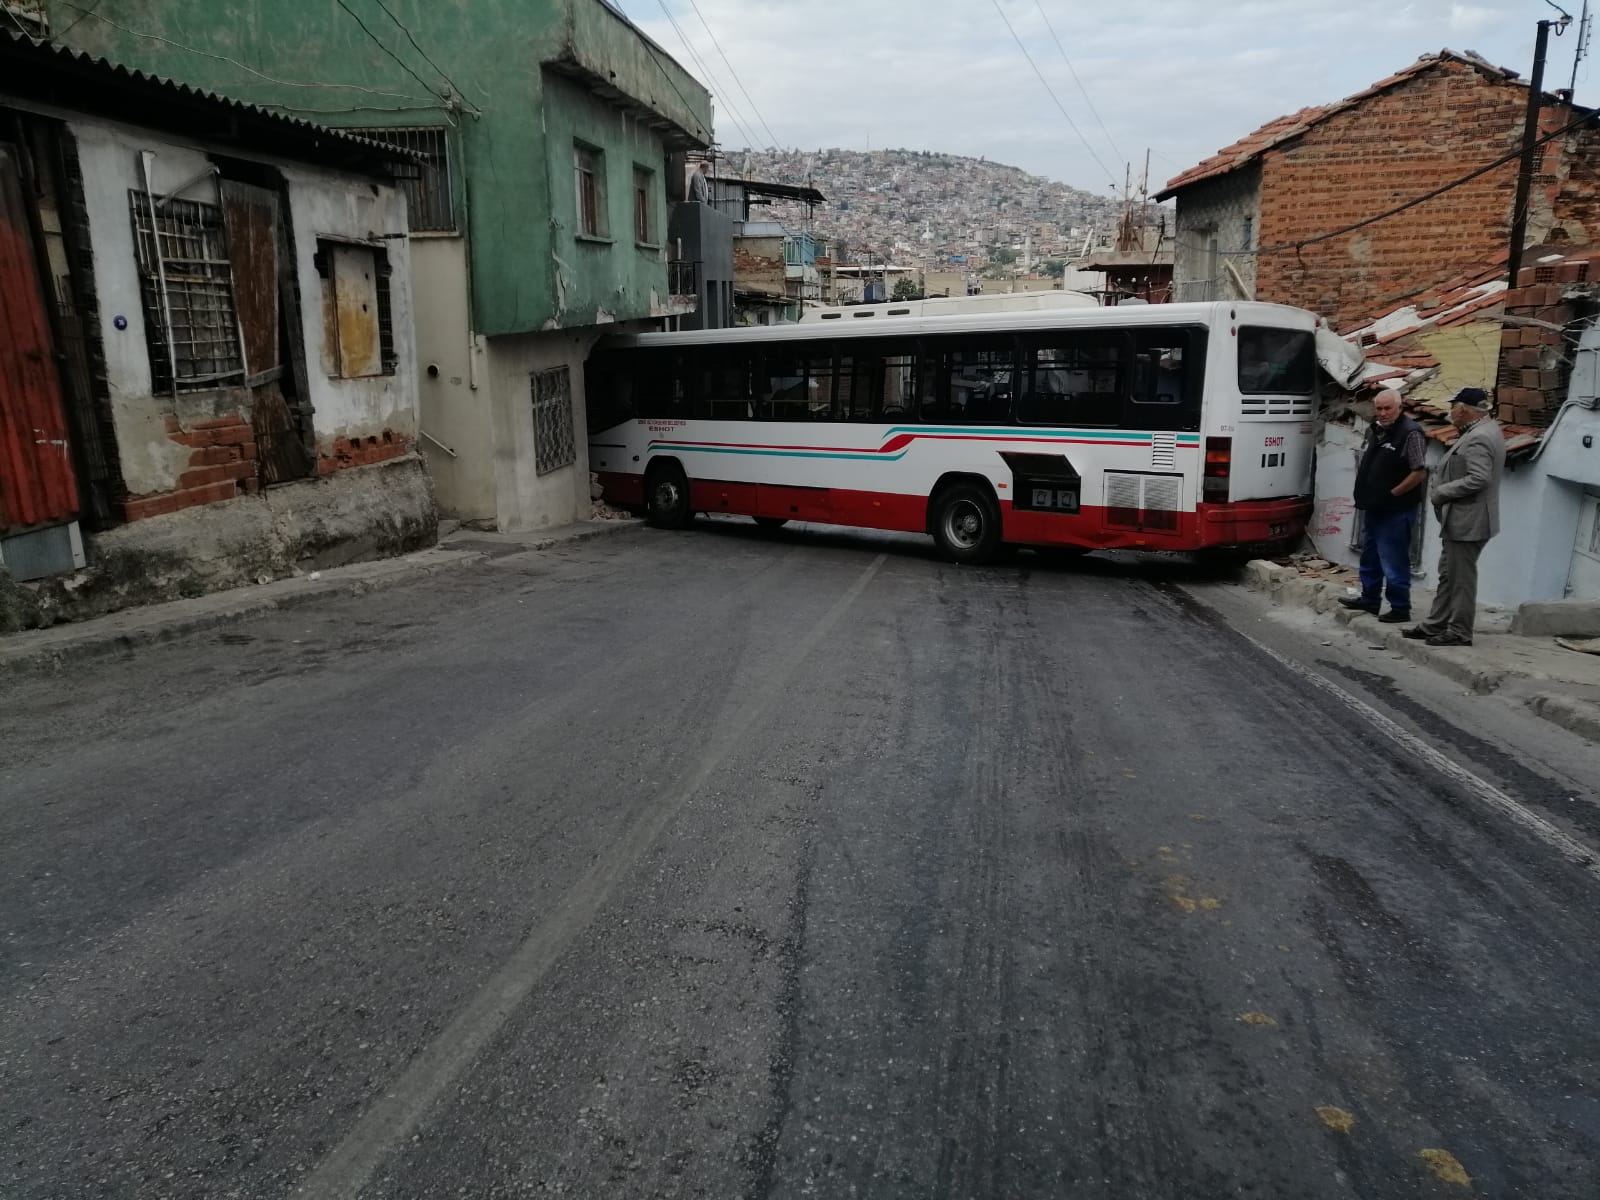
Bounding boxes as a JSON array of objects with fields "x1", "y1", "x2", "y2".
[{"x1": 1238, "y1": 327, "x2": 1315, "y2": 395}]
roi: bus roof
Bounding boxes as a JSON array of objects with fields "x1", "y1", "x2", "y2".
[{"x1": 602, "y1": 301, "x2": 1319, "y2": 350}]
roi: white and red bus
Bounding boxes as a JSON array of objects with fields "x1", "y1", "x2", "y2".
[{"x1": 586, "y1": 301, "x2": 1319, "y2": 564}]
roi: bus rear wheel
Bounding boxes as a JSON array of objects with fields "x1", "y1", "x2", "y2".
[
  {"x1": 931, "y1": 483, "x2": 1003, "y2": 565},
  {"x1": 645, "y1": 463, "x2": 694, "y2": 529}
]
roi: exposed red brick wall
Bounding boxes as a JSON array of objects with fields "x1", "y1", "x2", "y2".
[
  {"x1": 1496, "y1": 255, "x2": 1597, "y2": 424},
  {"x1": 317, "y1": 429, "x2": 410, "y2": 475},
  {"x1": 1254, "y1": 60, "x2": 1545, "y2": 329},
  {"x1": 124, "y1": 413, "x2": 260, "y2": 522},
  {"x1": 124, "y1": 414, "x2": 411, "y2": 522}
]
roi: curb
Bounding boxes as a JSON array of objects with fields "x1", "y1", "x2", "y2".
[
  {"x1": 1526, "y1": 691, "x2": 1600, "y2": 743},
  {"x1": 0, "y1": 549, "x2": 482, "y2": 676},
  {"x1": 1240, "y1": 560, "x2": 1507, "y2": 695},
  {"x1": 0, "y1": 520, "x2": 641, "y2": 676}
]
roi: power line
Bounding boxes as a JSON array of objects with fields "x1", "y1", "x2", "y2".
[
  {"x1": 1033, "y1": 1, "x2": 1123, "y2": 168},
  {"x1": 685, "y1": 0, "x2": 780, "y2": 149},
  {"x1": 47, "y1": 0, "x2": 105, "y2": 41},
  {"x1": 369, "y1": 0, "x2": 481, "y2": 115},
  {"x1": 49, "y1": 3, "x2": 442, "y2": 103},
  {"x1": 653, "y1": 0, "x2": 761, "y2": 151},
  {"x1": 989, "y1": 0, "x2": 1119, "y2": 190},
  {"x1": 1169, "y1": 106, "x2": 1599, "y2": 260},
  {"x1": 636, "y1": 37, "x2": 713, "y2": 144},
  {"x1": 332, "y1": 0, "x2": 448, "y2": 106}
]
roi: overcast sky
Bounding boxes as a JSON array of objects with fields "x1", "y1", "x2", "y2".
[{"x1": 612, "y1": 1, "x2": 1578, "y2": 195}]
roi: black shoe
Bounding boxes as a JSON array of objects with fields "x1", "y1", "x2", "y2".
[
  {"x1": 1426, "y1": 633, "x2": 1473, "y2": 647},
  {"x1": 1377, "y1": 610, "x2": 1411, "y2": 623},
  {"x1": 1338, "y1": 597, "x2": 1380, "y2": 614},
  {"x1": 1401, "y1": 626, "x2": 1432, "y2": 640}
]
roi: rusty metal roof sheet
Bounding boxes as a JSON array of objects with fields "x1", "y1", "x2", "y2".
[{"x1": 0, "y1": 29, "x2": 421, "y2": 175}]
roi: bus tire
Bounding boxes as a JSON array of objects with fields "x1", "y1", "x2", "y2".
[
  {"x1": 931, "y1": 482, "x2": 1003, "y2": 565},
  {"x1": 753, "y1": 516, "x2": 789, "y2": 530},
  {"x1": 645, "y1": 462, "x2": 694, "y2": 529}
]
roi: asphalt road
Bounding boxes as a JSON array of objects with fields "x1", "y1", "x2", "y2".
[{"x1": 4, "y1": 520, "x2": 1599, "y2": 1199}]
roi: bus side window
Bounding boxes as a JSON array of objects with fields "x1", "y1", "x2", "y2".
[
  {"x1": 764, "y1": 351, "x2": 815, "y2": 421},
  {"x1": 879, "y1": 352, "x2": 917, "y2": 421},
  {"x1": 939, "y1": 342, "x2": 1014, "y2": 424},
  {"x1": 835, "y1": 350, "x2": 886, "y2": 421},
  {"x1": 1127, "y1": 328, "x2": 1204, "y2": 431},
  {"x1": 1018, "y1": 334, "x2": 1124, "y2": 427},
  {"x1": 699, "y1": 346, "x2": 753, "y2": 420},
  {"x1": 584, "y1": 350, "x2": 634, "y2": 432}
]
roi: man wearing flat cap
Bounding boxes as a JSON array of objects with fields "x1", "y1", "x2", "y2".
[{"x1": 1404, "y1": 387, "x2": 1505, "y2": 647}]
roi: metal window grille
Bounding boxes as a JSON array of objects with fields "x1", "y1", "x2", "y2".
[
  {"x1": 531, "y1": 366, "x2": 576, "y2": 475},
  {"x1": 128, "y1": 192, "x2": 244, "y2": 393},
  {"x1": 347, "y1": 127, "x2": 454, "y2": 232}
]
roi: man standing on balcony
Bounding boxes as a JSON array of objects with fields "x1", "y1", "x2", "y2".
[
  {"x1": 1340, "y1": 388, "x2": 1428, "y2": 623},
  {"x1": 689, "y1": 158, "x2": 711, "y2": 203}
]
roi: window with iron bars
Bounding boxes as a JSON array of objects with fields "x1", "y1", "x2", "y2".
[
  {"x1": 346, "y1": 126, "x2": 455, "y2": 232},
  {"x1": 127, "y1": 191, "x2": 244, "y2": 393},
  {"x1": 531, "y1": 366, "x2": 577, "y2": 475}
]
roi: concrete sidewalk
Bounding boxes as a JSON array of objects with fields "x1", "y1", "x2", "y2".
[
  {"x1": 1244, "y1": 558, "x2": 1600, "y2": 742},
  {"x1": 0, "y1": 518, "x2": 641, "y2": 675}
]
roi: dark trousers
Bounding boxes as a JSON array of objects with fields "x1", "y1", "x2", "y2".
[
  {"x1": 1357, "y1": 507, "x2": 1415, "y2": 613},
  {"x1": 1418, "y1": 539, "x2": 1485, "y2": 640}
]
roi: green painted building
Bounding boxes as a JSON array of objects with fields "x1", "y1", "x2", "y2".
[{"x1": 47, "y1": 0, "x2": 713, "y2": 527}]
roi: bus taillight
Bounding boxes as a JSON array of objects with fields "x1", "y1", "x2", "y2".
[{"x1": 1203, "y1": 437, "x2": 1231, "y2": 503}]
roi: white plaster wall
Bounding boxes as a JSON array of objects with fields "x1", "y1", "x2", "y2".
[
  {"x1": 484, "y1": 329, "x2": 605, "y2": 531},
  {"x1": 408, "y1": 237, "x2": 495, "y2": 520},
  {"x1": 67, "y1": 117, "x2": 420, "y2": 492},
  {"x1": 71, "y1": 123, "x2": 211, "y2": 495},
  {"x1": 279, "y1": 162, "x2": 416, "y2": 442},
  {"x1": 1308, "y1": 421, "x2": 1362, "y2": 567},
  {"x1": 1313, "y1": 415, "x2": 1600, "y2": 610}
]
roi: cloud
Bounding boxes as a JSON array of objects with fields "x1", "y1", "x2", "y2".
[{"x1": 613, "y1": 0, "x2": 1543, "y2": 189}]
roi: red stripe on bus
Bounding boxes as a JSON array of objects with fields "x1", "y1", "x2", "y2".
[{"x1": 603, "y1": 470, "x2": 1311, "y2": 551}]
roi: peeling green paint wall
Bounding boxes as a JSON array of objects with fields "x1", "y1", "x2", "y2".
[{"x1": 46, "y1": 0, "x2": 710, "y2": 336}]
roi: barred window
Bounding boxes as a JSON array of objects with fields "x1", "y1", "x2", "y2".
[
  {"x1": 531, "y1": 366, "x2": 576, "y2": 475},
  {"x1": 128, "y1": 192, "x2": 244, "y2": 393},
  {"x1": 346, "y1": 126, "x2": 454, "y2": 232}
]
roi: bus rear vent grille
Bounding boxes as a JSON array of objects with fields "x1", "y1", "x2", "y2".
[{"x1": 1105, "y1": 472, "x2": 1181, "y2": 532}]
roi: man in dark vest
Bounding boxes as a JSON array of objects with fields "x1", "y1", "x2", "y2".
[{"x1": 1339, "y1": 389, "x2": 1428, "y2": 622}]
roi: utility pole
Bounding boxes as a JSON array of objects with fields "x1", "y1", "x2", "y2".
[
  {"x1": 1571, "y1": 0, "x2": 1591, "y2": 94},
  {"x1": 1510, "y1": 14, "x2": 1570, "y2": 286}
]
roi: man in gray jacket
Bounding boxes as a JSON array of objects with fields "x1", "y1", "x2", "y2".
[{"x1": 1403, "y1": 387, "x2": 1506, "y2": 647}]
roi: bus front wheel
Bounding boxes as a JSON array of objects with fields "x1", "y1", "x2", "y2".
[
  {"x1": 645, "y1": 463, "x2": 694, "y2": 529},
  {"x1": 931, "y1": 483, "x2": 1003, "y2": 565}
]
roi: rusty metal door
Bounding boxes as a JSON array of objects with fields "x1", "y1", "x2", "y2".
[
  {"x1": 222, "y1": 180, "x2": 312, "y2": 485},
  {"x1": 0, "y1": 141, "x2": 78, "y2": 534}
]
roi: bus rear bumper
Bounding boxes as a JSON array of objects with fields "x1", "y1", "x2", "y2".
[{"x1": 1194, "y1": 497, "x2": 1312, "y2": 548}]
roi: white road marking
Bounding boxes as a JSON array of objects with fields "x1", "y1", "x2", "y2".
[
  {"x1": 1238, "y1": 630, "x2": 1600, "y2": 884},
  {"x1": 294, "y1": 553, "x2": 887, "y2": 1199}
]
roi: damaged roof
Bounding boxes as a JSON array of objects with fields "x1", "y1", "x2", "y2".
[
  {"x1": 1156, "y1": 50, "x2": 1569, "y2": 200},
  {"x1": 0, "y1": 29, "x2": 419, "y2": 176}
]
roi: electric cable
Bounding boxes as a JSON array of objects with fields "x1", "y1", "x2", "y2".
[
  {"x1": 331, "y1": 0, "x2": 448, "y2": 106},
  {"x1": 653, "y1": 0, "x2": 761, "y2": 151},
  {"x1": 1165, "y1": 105, "x2": 1598, "y2": 260},
  {"x1": 48, "y1": 3, "x2": 441, "y2": 102},
  {"x1": 1033, "y1": 1, "x2": 1123, "y2": 168},
  {"x1": 369, "y1": 0, "x2": 482, "y2": 115},
  {"x1": 990, "y1": 0, "x2": 1119, "y2": 191},
  {"x1": 686, "y1": 0, "x2": 780, "y2": 148}
]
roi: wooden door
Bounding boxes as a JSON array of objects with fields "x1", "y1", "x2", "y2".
[{"x1": 0, "y1": 141, "x2": 77, "y2": 534}]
